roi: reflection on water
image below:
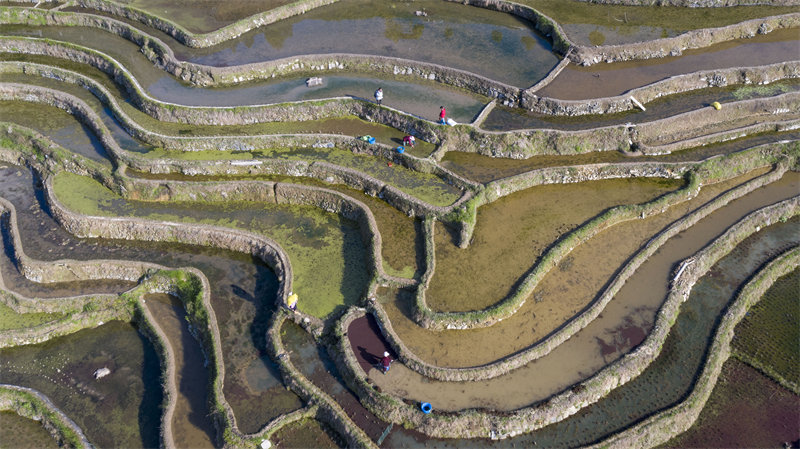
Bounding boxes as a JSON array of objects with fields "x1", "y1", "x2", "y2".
[{"x1": 177, "y1": 0, "x2": 558, "y2": 87}]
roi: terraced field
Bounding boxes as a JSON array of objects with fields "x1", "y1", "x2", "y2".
[{"x1": 0, "y1": 0, "x2": 798, "y2": 448}]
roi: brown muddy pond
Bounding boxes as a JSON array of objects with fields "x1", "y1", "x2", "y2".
[
  {"x1": 383, "y1": 167, "x2": 787, "y2": 368},
  {"x1": 426, "y1": 177, "x2": 683, "y2": 312},
  {"x1": 372, "y1": 171, "x2": 799, "y2": 412}
]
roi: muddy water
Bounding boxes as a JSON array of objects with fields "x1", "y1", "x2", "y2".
[
  {"x1": 427, "y1": 177, "x2": 681, "y2": 312},
  {"x1": 281, "y1": 321, "x2": 386, "y2": 443},
  {"x1": 0, "y1": 164, "x2": 303, "y2": 433},
  {"x1": 538, "y1": 28, "x2": 799, "y2": 100},
  {"x1": 0, "y1": 28, "x2": 487, "y2": 123},
  {"x1": 270, "y1": 418, "x2": 344, "y2": 449},
  {"x1": 383, "y1": 167, "x2": 783, "y2": 368},
  {"x1": 0, "y1": 321, "x2": 162, "y2": 448},
  {"x1": 485, "y1": 79, "x2": 800, "y2": 132},
  {"x1": 0, "y1": 410, "x2": 60, "y2": 449},
  {"x1": 393, "y1": 175, "x2": 796, "y2": 412},
  {"x1": 441, "y1": 130, "x2": 800, "y2": 184},
  {"x1": 167, "y1": 0, "x2": 558, "y2": 87},
  {"x1": 144, "y1": 293, "x2": 215, "y2": 448}
]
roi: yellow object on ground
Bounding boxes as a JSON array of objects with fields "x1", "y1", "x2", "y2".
[
  {"x1": 287, "y1": 293, "x2": 298, "y2": 309},
  {"x1": 712, "y1": 101, "x2": 721, "y2": 110}
]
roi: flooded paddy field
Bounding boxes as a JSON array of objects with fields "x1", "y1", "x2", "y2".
[{"x1": 1, "y1": 0, "x2": 798, "y2": 447}]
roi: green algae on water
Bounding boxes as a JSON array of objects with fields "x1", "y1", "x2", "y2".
[{"x1": 53, "y1": 171, "x2": 370, "y2": 318}]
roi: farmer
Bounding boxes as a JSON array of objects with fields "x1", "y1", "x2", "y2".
[
  {"x1": 439, "y1": 106, "x2": 446, "y2": 124},
  {"x1": 402, "y1": 135, "x2": 416, "y2": 147},
  {"x1": 374, "y1": 87, "x2": 383, "y2": 105},
  {"x1": 381, "y1": 351, "x2": 392, "y2": 373}
]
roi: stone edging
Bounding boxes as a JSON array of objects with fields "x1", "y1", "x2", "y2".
[
  {"x1": 327, "y1": 193, "x2": 799, "y2": 439},
  {"x1": 0, "y1": 8, "x2": 522, "y2": 99},
  {"x1": 73, "y1": 0, "x2": 340, "y2": 48},
  {"x1": 0, "y1": 384, "x2": 92, "y2": 449},
  {"x1": 587, "y1": 246, "x2": 800, "y2": 449},
  {"x1": 369, "y1": 157, "x2": 790, "y2": 382},
  {"x1": 266, "y1": 311, "x2": 378, "y2": 449},
  {"x1": 0, "y1": 78, "x2": 471, "y2": 212},
  {"x1": 412, "y1": 142, "x2": 789, "y2": 330}
]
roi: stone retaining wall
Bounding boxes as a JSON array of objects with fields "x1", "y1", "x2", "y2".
[
  {"x1": 266, "y1": 311, "x2": 378, "y2": 449},
  {"x1": 588, "y1": 246, "x2": 800, "y2": 449},
  {"x1": 0, "y1": 83, "x2": 469, "y2": 215},
  {"x1": 0, "y1": 385, "x2": 91, "y2": 448},
  {"x1": 569, "y1": 13, "x2": 800, "y2": 66},
  {"x1": 522, "y1": 61, "x2": 800, "y2": 115},
  {"x1": 328, "y1": 195, "x2": 799, "y2": 439},
  {"x1": 74, "y1": 0, "x2": 340, "y2": 48},
  {"x1": 402, "y1": 159, "x2": 788, "y2": 381}
]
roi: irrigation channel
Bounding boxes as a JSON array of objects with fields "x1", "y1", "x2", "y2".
[{"x1": 0, "y1": 0, "x2": 798, "y2": 448}]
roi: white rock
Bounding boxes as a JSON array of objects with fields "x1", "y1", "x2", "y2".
[{"x1": 93, "y1": 367, "x2": 111, "y2": 380}]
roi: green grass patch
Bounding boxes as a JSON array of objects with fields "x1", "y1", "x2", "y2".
[{"x1": 0, "y1": 302, "x2": 64, "y2": 331}]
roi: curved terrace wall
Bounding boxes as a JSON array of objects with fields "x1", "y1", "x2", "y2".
[
  {"x1": 0, "y1": 8, "x2": 520, "y2": 100},
  {"x1": 0, "y1": 83, "x2": 471, "y2": 215},
  {"x1": 0, "y1": 385, "x2": 91, "y2": 449},
  {"x1": 369, "y1": 156, "x2": 792, "y2": 383},
  {"x1": 588, "y1": 246, "x2": 800, "y2": 448},
  {"x1": 329, "y1": 195, "x2": 800, "y2": 439}
]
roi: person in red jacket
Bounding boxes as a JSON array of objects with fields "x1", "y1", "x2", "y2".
[
  {"x1": 381, "y1": 351, "x2": 392, "y2": 373},
  {"x1": 439, "y1": 106, "x2": 447, "y2": 124}
]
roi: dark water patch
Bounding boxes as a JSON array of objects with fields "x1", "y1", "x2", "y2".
[
  {"x1": 347, "y1": 314, "x2": 394, "y2": 375},
  {"x1": 270, "y1": 418, "x2": 345, "y2": 449},
  {"x1": 663, "y1": 358, "x2": 800, "y2": 449},
  {"x1": 441, "y1": 130, "x2": 800, "y2": 184},
  {"x1": 485, "y1": 79, "x2": 800, "y2": 132},
  {"x1": 0, "y1": 320, "x2": 163, "y2": 448},
  {"x1": 1, "y1": 216, "x2": 137, "y2": 299},
  {"x1": 538, "y1": 29, "x2": 799, "y2": 100},
  {"x1": 281, "y1": 321, "x2": 387, "y2": 442},
  {"x1": 0, "y1": 410, "x2": 61, "y2": 449},
  {"x1": 169, "y1": 0, "x2": 558, "y2": 88},
  {"x1": 0, "y1": 164, "x2": 302, "y2": 432},
  {"x1": 144, "y1": 293, "x2": 215, "y2": 448}
]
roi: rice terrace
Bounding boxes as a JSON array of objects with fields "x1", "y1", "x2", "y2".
[{"x1": 0, "y1": 0, "x2": 798, "y2": 448}]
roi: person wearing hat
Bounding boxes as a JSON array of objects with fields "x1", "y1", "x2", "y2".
[{"x1": 381, "y1": 351, "x2": 392, "y2": 373}]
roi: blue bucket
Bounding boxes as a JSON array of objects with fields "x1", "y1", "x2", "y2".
[
  {"x1": 421, "y1": 402, "x2": 432, "y2": 414},
  {"x1": 396, "y1": 146, "x2": 405, "y2": 154},
  {"x1": 368, "y1": 137, "x2": 376, "y2": 144}
]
